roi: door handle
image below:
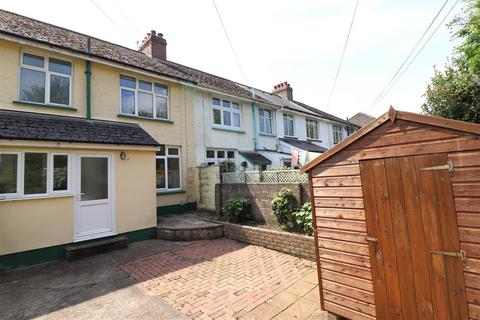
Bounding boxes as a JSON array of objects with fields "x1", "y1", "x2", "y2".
[{"x1": 430, "y1": 249, "x2": 467, "y2": 263}]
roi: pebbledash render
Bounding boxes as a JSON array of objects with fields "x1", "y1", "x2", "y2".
[{"x1": 0, "y1": 9, "x2": 356, "y2": 269}]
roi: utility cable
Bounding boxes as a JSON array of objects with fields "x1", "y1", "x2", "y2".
[{"x1": 326, "y1": 0, "x2": 360, "y2": 109}]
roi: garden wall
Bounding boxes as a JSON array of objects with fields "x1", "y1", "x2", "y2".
[
  {"x1": 215, "y1": 183, "x2": 310, "y2": 224},
  {"x1": 223, "y1": 222, "x2": 316, "y2": 261},
  {"x1": 197, "y1": 165, "x2": 221, "y2": 212}
]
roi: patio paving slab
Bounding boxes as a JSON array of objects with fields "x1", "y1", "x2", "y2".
[
  {"x1": 122, "y1": 238, "x2": 318, "y2": 320},
  {"x1": 0, "y1": 239, "x2": 192, "y2": 320}
]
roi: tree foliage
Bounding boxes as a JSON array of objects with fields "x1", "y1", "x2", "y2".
[{"x1": 422, "y1": 0, "x2": 480, "y2": 123}]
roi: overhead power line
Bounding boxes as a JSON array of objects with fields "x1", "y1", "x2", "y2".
[
  {"x1": 367, "y1": 0, "x2": 456, "y2": 113},
  {"x1": 89, "y1": 0, "x2": 137, "y2": 41},
  {"x1": 326, "y1": 0, "x2": 360, "y2": 109},
  {"x1": 212, "y1": 0, "x2": 248, "y2": 82}
]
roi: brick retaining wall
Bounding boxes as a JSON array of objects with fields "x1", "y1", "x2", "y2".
[{"x1": 223, "y1": 222, "x2": 316, "y2": 261}]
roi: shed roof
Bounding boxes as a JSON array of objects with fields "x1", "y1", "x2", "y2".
[
  {"x1": 0, "y1": 109, "x2": 160, "y2": 146},
  {"x1": 301, "y1": 106, "x2": 480, "y2": 173}
]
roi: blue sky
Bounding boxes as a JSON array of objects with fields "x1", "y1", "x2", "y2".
[{"x1": 1, "y1": 0, "x2": 464, "y2": 118}]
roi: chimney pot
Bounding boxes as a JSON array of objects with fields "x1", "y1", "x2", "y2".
[
  {"x1": 138, "y1": 30, "x2": 167, "y2": 60},
  {"x1": 272, "y1": 81, "x2": 293, "y2": 101}
]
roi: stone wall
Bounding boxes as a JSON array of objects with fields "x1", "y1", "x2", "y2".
[
  {"x1": 197, "y1": 165, "x2": 221, "y2": 212},
  {"x1": 223, "y1": 222, "x2": 316, "y2": 261},
  {"x1": 215, "y1": 183, "x2": 310, "y2": 224}
]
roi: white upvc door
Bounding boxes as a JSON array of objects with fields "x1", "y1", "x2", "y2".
[{"x1": 74, "y1": 154, "x2": 116, "y2": 241}]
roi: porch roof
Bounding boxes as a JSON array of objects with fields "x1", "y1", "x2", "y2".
[{"x1": 238, "y1": 151, "x2": 272, "y2": 165}]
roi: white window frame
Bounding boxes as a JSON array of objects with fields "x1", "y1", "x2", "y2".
[
  {"x1": 333, "y1": 124, "x2": 344, "y2": 144},
  {"x1": 18, "y1": 51, "x2": 73, "y2": 107},
  {"x1": 119, "y1": 75, "x2": 169, "y2": 120},
  {"x1": 283, "y1": 113, "x2": 295, "y2": 137},
  {"x1": 306, "y1": 119, "x2": 319, "y2": 140},
  {"x1": 156, "y1": 146, "x2": 181, "y2": 192},
  {"x1": 212, "y1": 98, "x2": 241, "y2": 128},
  {"x1": 206, "y1": 149, "x2": 236, "y2": 164},
  {"x1": 258, "y1": 108, "x2": 273, "y2": 134},
  {"x1": 0, "y1": 151, "x2": 71, "y2": 200}
]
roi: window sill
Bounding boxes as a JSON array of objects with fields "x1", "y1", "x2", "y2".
[
  {"x1": 283, "y1": 135, "x2": 297, "y2": 139},
  {"x1": 211, "y1": 125, "x2": 245, "y2": 133},
  {"x1": 259, "y1": 132, "x2": 276, "y2": 137},
  {"x1": 0, "y1": 194, "x2": 74, "y2": 202},
  {"x1": 307, "y1": 138, "x2": 322, "y2": 142},
  {"x1": 118, "y1": 113, "x2": 174, "y2": 123},
  {"x1": 156, "y1": 189, "x2": 186, "y2": 195},
  {"x1": 13, "y1": 100, "x2": 77, "y2": 111}
]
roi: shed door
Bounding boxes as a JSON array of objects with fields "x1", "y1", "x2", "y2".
[{"x1": 359, "y1": 154, "x2": 468, "y2": 320}]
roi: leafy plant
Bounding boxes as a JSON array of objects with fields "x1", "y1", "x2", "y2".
[
  {"x1": 294, "y1": 202, "x2": 313, "y2": 236},
  {"x1": 221, "y1": 197, "x2": 250, "y2": 222},
  {"x1": 271, "y1": 188, "x2": 297, "y2": 230}
]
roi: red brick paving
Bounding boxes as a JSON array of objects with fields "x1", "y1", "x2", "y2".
[{"x1": 121, "y1": 238, "x2": 316, "y2": 320}]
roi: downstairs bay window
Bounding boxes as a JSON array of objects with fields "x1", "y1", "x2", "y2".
[
  {"x1": 156, "y1": 146, "x2": 181, "y2": 192},
  {"x1": 0, "y1": 152, "x2": 70, "y2": 199}
]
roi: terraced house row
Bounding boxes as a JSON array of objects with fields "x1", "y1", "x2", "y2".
[{"x1": 0, "y1": 9, "x2": 357, "y2": 269}]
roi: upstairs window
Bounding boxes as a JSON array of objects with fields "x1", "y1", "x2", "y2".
[
  {"x1": 212, "y1": 98, "x2": 241, "y2": 128},
  {"x1": 306, "y1": 119, "x2": 319, "y2": 140},
  {"x1": 333, "y1": 124, "x2": 344, "y2": 144},
  {"x1": 19, "y1": 52, "x2": 72, "y2": 106},
  {"x1": 283, "y1": 114, "x2": 295, "y2": 137},
  {"x1": 258, "y1": 108, "x2": 272, "y2": 134},
  {"x1": 120, "y1": 75, "x2": 169, "y2": 120}
]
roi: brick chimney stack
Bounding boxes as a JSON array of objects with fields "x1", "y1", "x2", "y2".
[
  {"x1": 138, "y1": 30, "x2": 167, "y2": 60},
  {"x1": 272, "y1": 82, "x2": 293, "y2": 101}
]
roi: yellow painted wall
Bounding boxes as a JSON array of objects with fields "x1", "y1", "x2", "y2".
[
  {"x1": 0, "y1": 145, "x2": 156, "y2": 255},
  {"x1": 0, "y1": 39, "x2": 197, "y2": 208}
]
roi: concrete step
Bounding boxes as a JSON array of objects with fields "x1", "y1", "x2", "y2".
[
  {"x1": 157, "y1": 213, "x2": 224, "y2": 241},
  {"x1": 65, "y1": 236, "x2": 128, "y2": 261}
]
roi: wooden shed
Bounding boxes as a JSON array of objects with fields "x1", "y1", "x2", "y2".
[{"x1": 301, "y1": 107, "x2": 480, "y2": 320}]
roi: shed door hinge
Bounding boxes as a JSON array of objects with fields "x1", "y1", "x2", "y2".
[{"x1": 419, "y1": 160, "x2": 453, "y2": 173}]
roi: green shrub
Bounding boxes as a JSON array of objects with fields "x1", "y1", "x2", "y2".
[
  {"x1": 221, "y1": 197, "x2": 250, "y2": 222},
  {"x1": 294, "y1": 202, "x2": 313, "y2": 236},
  {"x1": 271, "y1": 188, "x2": 297, "y2": 230}
]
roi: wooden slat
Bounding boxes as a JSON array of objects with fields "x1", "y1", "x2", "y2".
[
  {"x1": 320, "y1": 259, "x2": 372, "y2": 280},
  {"x1": 431, "y1": 153, "x2": 469, "y2": 320},
  {"x1": 351, "y1": 127, "x2": 462, "y2": 150},
  {"x1": 415, "y1": 155, "x2": 452, "y2": 319},
  {"x1": 324, "y1": 301, "x2": 375, "y2": 320},
  {"x1": 323, "y1": 280, "x2": 375, "y2": 304},
  {"x1": 312, "y1": 164, "x2": 360, "y2": 177},
  {"x1": 385, "y1": 157, "x2": 418, "y2": 320},
  {"x1": 462, "y1": 243, "x2": 480, "y2": 259},
  {"x1": 312, "y1": 176, "x2": 361, "y2": 187},
  {"x1": 465, "y1": 272, "x2": 480, "y2": 290},
  {"x1": 316, "y1": 218, "x2": 366, "y2": 232},
  {"x1": 449, "y1": 151, "x2": 480, "y2": 167},
  {"x1": 458, "y1": 212, "x2": 480, "y2": 228},
  {"x1": 467, "y1": 288, "x2": 480, "y2": 305},
  {"x1": 318, "y1": 227, "x2": 367, "y2": 244},
  {"x1": 321, "y1": 269, "x2": 373, "y2": 292},
  {"x1": 314, "y1": 197, "x2": 364, "y2": 209},
  {"x1": 453, "y1": 183, "x2": 480, "y2": 197},
  {"x1": 359, "y1": 160, "x2": 388, "y2": 320},
  {"x1": 319, "y1": 238, "x2": 369, "y2": 256},
  {"x1": 399, "y1": 156, "x2": 435, "y2": 319},
  {"x1": 468, "y1": 303, "x2": 480, "y2": 319},
  {"x1": 456, "y1": 198, "x2": 480, "y2": 213},
  {"x1": 460, "y1": 227, "x2": 480, "y2": 243},
  {"x1": 323, "y1": 290, "x2": 376, "y2": 317},
  {"x1": 316, "y1": 208, "x2": 365, "y2": 220},
  {"x1": 319, "y1": 249, "x2": 371, "y2": 268},
  {"x1": 313, "y1": 186, "x2": 363, "y2": 198},
  {"x1": 452, "y1": 168, "x2": 480, "y2": 182},
  {"x1": 465, "y1": 258, "x2": 480, "y2": 274}
]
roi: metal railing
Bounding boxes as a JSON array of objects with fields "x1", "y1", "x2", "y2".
[{"x1": 222, "y1": 170, "x2": 308, "y2": 184}]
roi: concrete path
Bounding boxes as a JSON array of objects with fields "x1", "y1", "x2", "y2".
[
  {"x1": 0, "y1": 239, "x2": 192, "y2": 320},
  {"x1": 122, "y1": 238, "x2": 327, "y2": 320}
]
